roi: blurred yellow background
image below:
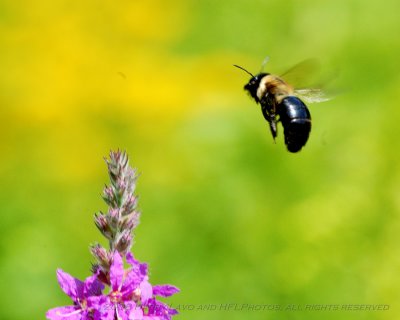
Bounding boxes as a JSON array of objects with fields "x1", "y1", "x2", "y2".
[{"x1": 1, "y1": 0, "x2": 400, "y2": 319}]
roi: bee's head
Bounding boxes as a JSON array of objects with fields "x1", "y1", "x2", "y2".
[
  {"x1": 244, "y1": 73, "x2": 268, "y2": 102},
  {"x1": 233, "y1": 65, "x2": 270, "y2": 103}
]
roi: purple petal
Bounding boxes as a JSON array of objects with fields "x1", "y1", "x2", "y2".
[
  {"x1": 138, "y1": 261, "x2": 148, "y2": 277},
  {"x1": 99, "y1": 307, "x2": 115, "y2": 320},
  {"x1": 129, "y1": 306, "x2": 144, "y2": 320},
  {"x1": 152, "y1": 285, "x2": 179, "y2": 297},
  {"x1": 56, "y1": 269, "x2": 84, "y2": 301},
  {"x1": 83, "y1": 272, "x2": 104, "y2": 297},
  {"x1": 115, "y1": 304, "x2": 130, "y2": 320},
  {"x1": 110, "y1": 251, "x2": 124, "y2": 290},
  {"x1": 126, "y1": 252, "x2": 148, "y2": 277},
  {"x1": 126, "y1": 252, "x2": 138, "y2": 267},
  {"x1": 81, "y1": 310, "x2": 100, "y2": 320},
  {"x1": 168, "y1": 308, "x2": 179, "y2": 316},
  {"x1": 122, "y1": 269, "x2": 141, "y2": 290},
  {"x1": 87, "y1": 295, "x2": 108, "y2": 310},
  {"x1": 121, "y1": 266, "x2": 147, "y2": 298},
  {"x1": 90, "y1": 309, "x2": 104, "y2": 320},
  {"x1": 122, "y1": 254, "x2": 149, "y2": 297},
  {"x1": 146, "y1": 299, "x2": 178, "y2": 320},
  {"x1": 115, "y1": 301, "x2": 141, "y2": 320},
  {"x1": 96, "y1": 296, "x2": 115, "y2": 320},
  {"x1": 46, "y1": 306, "x2": 82, "y2": 320},
  {"x1": 140, "y1": 279, "x2": 153, "y2": 304}
]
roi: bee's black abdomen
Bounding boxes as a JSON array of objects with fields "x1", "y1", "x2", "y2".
[
  {"x1": 278, "y1": 96, "x2": 311, "y2": 153},
  {"x1": 282, "y1": 118, "x2": 312, "y2": 152}
]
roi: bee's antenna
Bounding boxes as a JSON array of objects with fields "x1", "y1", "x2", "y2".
[
  {"x1": 233, "y1": 64, "x2": 254, "y2": 77},
  {"x1": 260, "y1": 56, "x2": 270, "y2": 72}
]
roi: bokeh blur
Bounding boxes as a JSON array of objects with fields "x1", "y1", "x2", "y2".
[{"x1": 1, "y1": 0, "x2": 400, "y2": 319}]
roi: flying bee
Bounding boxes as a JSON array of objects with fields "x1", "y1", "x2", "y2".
[{"x1": 234, "y1": 58, "x2": 330, "y2": 152}]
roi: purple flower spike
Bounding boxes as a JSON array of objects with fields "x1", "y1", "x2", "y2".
[
  {"x1": 47, "y1": 151, "x2": 179, "y2": 320},
  {"x1": 46, "y1": 270, "x2": 105, "y2": 320}
]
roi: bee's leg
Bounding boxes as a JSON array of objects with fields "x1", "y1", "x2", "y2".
[
  {"x1": 260, "y1": 95, "x2": 278, "y2": 142},
  {"x1": 269, "y1": 114, "x2": 278, "y2": 142},
  {"x1": 270, "y1": 102, "x2": 278, "y2": 142},
  {"x1": 260, "y1": 106, "x2": 277, "y2": 142}
]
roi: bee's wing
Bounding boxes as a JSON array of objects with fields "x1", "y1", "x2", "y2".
[
  {"x1": 280, "y1": 59, "x2": 337, "y2": 104},
  {"x1": 294, "y1": 88, "x2": 332, "y2": 104},
  {"x1": 280, "y1": 59, "x2": 321, "y2": 89}
]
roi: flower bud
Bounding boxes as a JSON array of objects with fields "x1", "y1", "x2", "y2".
[
  {"x1": 108, "y1": 208, "x2": 120, "y2": 229},
  {"x1": 102, "y1": 186, "x2": 116, "y2": 207},
  {"x1": 90, "y1": 243, "x2": 111, "y2": 269},
  {"x1": 119, "y1": 211, "x2": 140, "y2": 231},
  {"x1": 121, "y1": 194, "x2": 138, "y2": 216},
  {"x1": 94, "y1": 212, "x2": 113, "y2": 240},
  {"x1": 115, "y1": 230, "x2": 132, "y2": 254}
]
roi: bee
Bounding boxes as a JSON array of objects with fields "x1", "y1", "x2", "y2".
[{"x1": 234, "y1": 58, "x2": 330, "y2": 152}]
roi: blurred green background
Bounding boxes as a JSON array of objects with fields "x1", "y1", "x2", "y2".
[{"x1": 1, "y1": 0, "x2": 400, "y2": 319}]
